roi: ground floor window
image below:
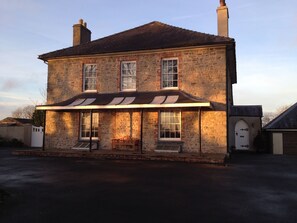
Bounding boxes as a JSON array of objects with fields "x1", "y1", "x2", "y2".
[
  {"x1": 80, "y1": 112, "x2": 99, "y2": 139},
  {"x1": 159, "y1": 110, "x2": 181, "y2": 140}
]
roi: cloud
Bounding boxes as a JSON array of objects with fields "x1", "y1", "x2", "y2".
[
  {"x1": 0, "y1": 92, "x2": 30, "y2": 102},
  {"x1": 1, "y1": 79, "x2": 20, "y2": 91}
]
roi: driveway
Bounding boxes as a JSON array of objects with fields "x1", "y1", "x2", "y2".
[{"x1": 0, "y1": 148, "x2": 297, "y2": 223}]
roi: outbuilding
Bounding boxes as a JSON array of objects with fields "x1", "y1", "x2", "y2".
[
  {"x1": 264, "y1": 103, "x2": 297, "y2": 155},
  {"x1": 229, "y1": 105, "x2": 263, "y2": 152}
]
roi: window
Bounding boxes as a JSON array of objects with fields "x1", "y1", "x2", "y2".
[
  {"x1": 80, "y1": 112, "x2": 99, "y2": 139},
  {"x1": 159, "y1": 110, "x2": 181, "y2": 140},
  {"x1": 83, "y1": 64, "x2": 97, "y2": 91},
  {"x1": 162, "y1": 59, "x2": 178, "y2": 88},
  {"x1": 121, "y1": 61, "x2": 136, "y2": 91}
]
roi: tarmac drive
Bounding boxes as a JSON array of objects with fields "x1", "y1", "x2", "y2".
[{"x1": 0, "y1": 148, "x2": 297, "y2": 223}]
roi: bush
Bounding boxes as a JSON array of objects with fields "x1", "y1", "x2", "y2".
[
  {"x1": 253, "y1": 131, "x2": 269, "y2": 153},
  {"x1": 0, "y1": 137, "x2": 24, "y2": 147}
]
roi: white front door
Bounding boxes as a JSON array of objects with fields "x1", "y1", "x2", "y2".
[
  {"x1": 235, "y1": 120, "x2": 249, "y2": 150},
  {"x1": 272, "y1": 133, "x2": 283, "y2": 155}
]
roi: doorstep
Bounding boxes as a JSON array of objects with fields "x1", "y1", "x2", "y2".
[{"x1": 12, "y1": 149, "x2": 226, "y2": 164}]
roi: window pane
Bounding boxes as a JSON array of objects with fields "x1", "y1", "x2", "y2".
[
  {"x1": 121, "y1": 62, "x2": 136, "y2": 90},
  {"x1": 84, "y1": 64, "x2": 97, "y2": 91},
  {"x1": 80, "y1": 112, "x2": 99, "y2": 139},
  {"x1": 159, "y1": 110, "x2": 181, "y2": 139},
  {"x1": 162, "y1": 59, "x2": 178, "y2": 88}
]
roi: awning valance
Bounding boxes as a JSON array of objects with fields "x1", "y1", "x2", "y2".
[{"x1": 36, "y1": 90, "x2": 211, "y2": 111}]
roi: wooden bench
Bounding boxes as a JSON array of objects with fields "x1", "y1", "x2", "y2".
[{"x1": 112, "y1": 138, "x2": 140, "y2": 151}]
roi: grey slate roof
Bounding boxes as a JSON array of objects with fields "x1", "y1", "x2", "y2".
[
  {"x1": 38, "y1": 21, "x2": 235, "y2": 61},
  {"x1": 264, "y1": 103, "x2": 297, "y2": 129},
  {"x1": 230, "y1": 105, "x2": 263, "y2": 117}
]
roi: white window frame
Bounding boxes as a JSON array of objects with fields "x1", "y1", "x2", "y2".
[
  {"x1": 83, "y1": 64, "x2": 97, "y2": 92},
  {"x1": 159, "y1": 110, "x2": 181, "y2": 141},
  {"x1": 80, "y1": 112, "x2": 99, "y2": 140},
  {"x1": 161, "y1": 58, "x2": 178, "y2": 89},
  {"x1": 121, "y1": 61, "x2": 136, "y2": 91}
]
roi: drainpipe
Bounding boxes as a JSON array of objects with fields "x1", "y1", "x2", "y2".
[
  {"x1": 89, "y1": 110, "x2": 93, "y2": 152},
  {"x1": 140, "y1": 109, "x2": 143, "y2": 154},
  {"x1": 198, "y1": 108, "x2": 202, "y2": 155},
  {"x1": 42, "y1": 110, "x2": 46, "y2": 151}
]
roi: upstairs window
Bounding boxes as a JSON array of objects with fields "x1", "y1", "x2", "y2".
[
  {"x1": 162, "y1": 59, "x2": 178, "y2": 88},
  {"x1": 80, "y1": 112, "x2": 99, "y2": 139},
  {"x1": 159, "y1": 110, "x2": 181, "y2": 140},
  {"x1": 83, "y1": 64, "x2": 97, "y2": 91},
  {"x1": 121, "y1": 61, "x2": 136, "y2": 91}
]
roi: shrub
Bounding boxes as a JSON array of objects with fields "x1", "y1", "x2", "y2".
[{"x1": 0, "y1": 137, "x2": 24, "y2": 147}]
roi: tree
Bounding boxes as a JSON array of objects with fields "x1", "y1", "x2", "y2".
[
  {"x1": 262, "y1": 104, "x2": 292, "y2": 126},
  {"x1": 275, "y1": 105, "x2": 291, "y2": 116},
  {"x1": 11, "y1": 107, "x2": 23, "y2": 119},
  {"x1": 32, "y1": 110, "x2": 45, "y2": 127},
  {"x1": 262, "y1": 112, "x2": 275, "y2": 127},
  {"x1": 11, "y1": 105, "x2": 35, "y2": 119}
]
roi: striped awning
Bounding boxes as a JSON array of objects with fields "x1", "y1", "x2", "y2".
[{"x1": 36, "y1": 90, "x2": 211, "y2": 111}]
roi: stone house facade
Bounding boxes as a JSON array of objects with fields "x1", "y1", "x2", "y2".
[{"x1": 37, "y1": 2, "x2": 237, "y2": 155}]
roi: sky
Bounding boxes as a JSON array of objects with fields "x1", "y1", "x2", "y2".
[{"x1": 0, "y1": 0, "x2": 296, "y2": 120}]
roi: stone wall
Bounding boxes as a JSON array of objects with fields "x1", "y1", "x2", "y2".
[
  {"x1": 98, "y1": 112, "x2": 115, "y2": 150},
  {"x1": 201, "y1": 111, "x2": 227, "y2": 154},
  {"x1": 45, "y1": 111, "x2": 79, "y2": 149},
  {"x1": 45, "y1": 46, "x2": 228, "y2": 153}
]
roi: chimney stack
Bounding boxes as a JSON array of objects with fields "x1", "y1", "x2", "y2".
[
  {"x1": 217, "y1": 0, "x2": 229, "y2": 37},
  {"x1": 73, "y1": 19, "x2": 91, "y2": 46}
]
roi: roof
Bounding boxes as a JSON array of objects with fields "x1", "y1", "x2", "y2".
[
  {"x1": 38, "y1": 21, "x2": 235, "y2": 61},
  {"x1": 0, "y1": 117, "x2": 32, "y2": 126},
  {"x1": 36, "y1": 90, "x2": 211, "y2": 111},
  {"x1": 264, "y1": 103, "x2": 297, "y2": 130},
  {"x1": 230, "y1": 105, "x2": 263, "y2": 117}
]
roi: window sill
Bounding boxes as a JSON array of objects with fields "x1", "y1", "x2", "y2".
[
  {"x1": 83, "y1": 90, "x2": 98, "y2": 93},
  {"x1": 121, "y1": 89, "x2": 137, "y2": 92},
  {"x1": 80, "y1": 138, "x2": 99, "y2": 141},
  {"x1": 161, "y1": 87, "x2": 179, "y2": 90},
  {"x1": 158, "y1": 139, "x2": 182, "y2": 142}
]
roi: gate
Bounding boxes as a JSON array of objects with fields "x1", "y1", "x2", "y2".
[{"x1": 31, "y1": 126, "x2": 43, "y2": 147}]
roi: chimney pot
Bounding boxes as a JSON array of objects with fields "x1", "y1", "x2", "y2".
[
  {"x1": 220, "y1": 0, "x2": 226, "y2": 6},
  {"x1": 73, "y1": 19, "x2": 91, "y2": 46}
]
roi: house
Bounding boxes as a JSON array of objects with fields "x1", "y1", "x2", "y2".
[
  {"x1": 229, "y1": 105, "x2": 263, "y2": 152},
  {"x1": 264, "y1": 103, "x2": 297, "y2": 155},
  {"x1": 36, "y1": 1, "x2": 238, "y2": 155},
  {"x1": 0, "y1": 117, "x2": 43, "y2": 147}
]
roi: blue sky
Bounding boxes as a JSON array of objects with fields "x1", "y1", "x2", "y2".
[{"x1": 0, "y1": 0, "x2": 296, "y2": 119}]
